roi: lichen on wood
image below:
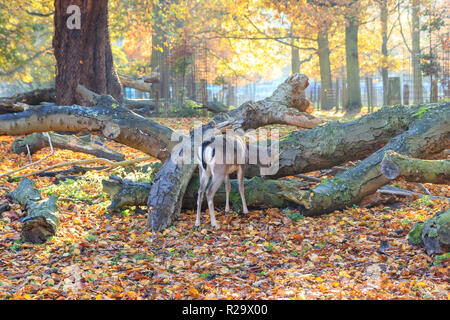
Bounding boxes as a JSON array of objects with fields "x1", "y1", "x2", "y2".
[{"x1": 7, "y1": 178, "x2": 59, "y2": 244}]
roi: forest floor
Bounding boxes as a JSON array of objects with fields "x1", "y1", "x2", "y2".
[{"x1": 0, "y1": 115, "x2": 448, "y2": 300}]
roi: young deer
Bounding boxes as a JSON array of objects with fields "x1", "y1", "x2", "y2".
[{"x1": 195, "y1": 131, "x2": 273, "y2": 228}]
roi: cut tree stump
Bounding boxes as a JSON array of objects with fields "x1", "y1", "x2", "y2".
[
  {"x1": 12, "y1": 132, "x2": 125, "y2": 161},
  {"x1": 7, "y1": 178, "x2": 59, "y2": 244},
  {"x1": 381, "y1": 150, "x2": 450, "y2": 184}
]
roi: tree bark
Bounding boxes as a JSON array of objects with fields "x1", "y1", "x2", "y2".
[
  {"x1": 381, "y1": 150, "x2": 450, "y2": 184},
  {"x1": 2, "y1": 76, "x2": 447, "y2": 232},
  {"x1": 7, "y1": 178, "x2": 59, "y2": 244},
  {"x1": 11, "y1": 132, "x2": 125, "y2": 161},
  {"x1": 344, "y1": 17, "x2": 362, "y2": 113},
  {"x1": 53, "y1": 0, "x2": 122, "y2": 105}
]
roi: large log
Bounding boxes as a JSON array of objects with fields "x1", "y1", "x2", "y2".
[
  {"x1": 0, "y1": 103, "x2": 176, "y2": 161},
  {"x1": 381, "y1": 150, "x2": 450, "y2": 184},
  {"x1": 277, "y1": 103, "x2": 450, "y2": 216},
  {"x1": 0, "y1": 88, "x2": 56, "y2": 113},
  {"x1": 408, "y1": 209, "x2": 450, "y2": 255},
  {"x1": 12, "y1": 132, "x2": 125, "y2": 161},
  {"x1": 7, "y1": 178, "x2": 59, "y2": 244}
]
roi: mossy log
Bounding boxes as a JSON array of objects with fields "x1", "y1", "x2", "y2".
[
  {"x1": 103, "y1": 175, "x2": 302, "y2": 212},
  {"x1": 12, "y1": 132, "x2": 125, "y2": 161},
  {"x1": 408, "y1": 209, "x2": 450, "y2": 255},
  {"x1": 146, "y1": 75, "x2": 325, "y2": 232},
  {"x1": 7, "y1": 178, "x2": 59, "y2": 244},
  {"x1": 0, "y1": 88, "x2": 56, "y2": 113},
  {"x1": 277, "y1": 103, "x2": 450, "y2": 216},
  {"x1": 381, "y1": 150, "x2": 449, "y2": 184},
  {"x1": 0, "y1": 102, "x2": 177, "y2": 161}
]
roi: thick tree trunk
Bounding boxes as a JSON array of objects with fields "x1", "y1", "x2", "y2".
[
  {"x1": 53, "y1": 0, "x2": 122, "y2": 105},
  {"x1": 277, "y1": 103, "x2": 450, "y2": 215},
  {"x1": 317, "y1": 30, "x2": 333, "y2": 111},
  {"x1": 12, "y1": 132, "x2": 125, "y2": 161},
  {"x1": 0, "y1": 75, "x2": 320, "y2": 163},
  {"x1": 381, "y1": 150, "x2": 450, "y2": 184},
  {"x1": 7, "y1": 178, "x2": 59, "y2": 244},
  {"x1": 344, "y1": 17, "x2": 362, "y2": 113}
]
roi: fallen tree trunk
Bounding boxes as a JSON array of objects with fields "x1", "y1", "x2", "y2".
[
  {"x1": 381, "y1": 150, "x2": 450, "y2": 184},
  {"x1": 103, "y1": 175, "x2": 302, "y2": 212},
  {"x1": 7, "y1": 178, "x2": 59, "y2": 244},
  {"x1": 12, "y1": 132, "x2": 125, "y2": 161},
  {"x1": 0, "y1": 88, "x2": 56, "y2": 113},
  {"x1": 0, "y1": 103, "x2": 176, "y2": 161},
  {"x1": 277, "y1": 104, "x2": 450, "y2": 216},
  {"x1": 198, "y1": 101, "x2": 229, "y2": 114}
]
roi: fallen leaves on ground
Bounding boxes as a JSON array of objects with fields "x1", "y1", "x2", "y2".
[{"x1": 0, "y1": 117, "x2": 448, "y2": 300}]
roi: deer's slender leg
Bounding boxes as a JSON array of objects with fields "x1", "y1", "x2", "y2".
[
  {"x1": 225, "y1": 175, "x2": 231, "y2": 213},
  {"x1": 237, "y1": 166, "x2": 249, "y2": 214},
  {"x1": 196, "y1": 167, "x2": 210, "y2": 227},
  {"x1": 206, "y1": 170, "x2": 225, "y2": 228}
]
